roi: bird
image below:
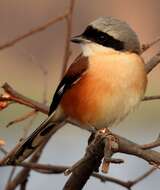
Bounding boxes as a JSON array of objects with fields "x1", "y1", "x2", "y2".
[{"x1": 6, "y1": 17, "x2": 147, "y2": 164}]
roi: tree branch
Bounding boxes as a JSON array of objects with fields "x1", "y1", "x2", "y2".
[
  {"x1": 116, "y1": 134, "x2": 160, "y2": 165},
  {"x1": 92, "y1": 167, "x2": 156, "y2": 189},
  {"x1": 1, "y1": 162, "x2": 156, "y2": 190},
  {"x1": 1, "y1": 82, "x2": 49, "y2": 114},
  {"x1": 62, "y1": 130, "x2": 160, "y2": 189},
  {"x1": 145, "y1": 51, "x2": 160, "y2": 73},
  {"x1": 1, "y1": 129, "x2": 158, "y2": 190}
]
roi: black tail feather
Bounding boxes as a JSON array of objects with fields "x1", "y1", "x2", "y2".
[{"x1": 6, "y1": 119, "x2": 59, "y2": 164}]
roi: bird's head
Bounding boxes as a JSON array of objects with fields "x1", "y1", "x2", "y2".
[{"x1": 71, "y1": 17, "x2": 141, "y2": 55}]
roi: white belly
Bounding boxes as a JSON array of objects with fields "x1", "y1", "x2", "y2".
[{"x1": 87, "y1": 53, "x2": 147, "y2": 129}]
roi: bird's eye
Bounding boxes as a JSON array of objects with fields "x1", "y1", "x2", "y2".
[{"x1": 99, "y1": 35, "x2": 105, "y2": 40}]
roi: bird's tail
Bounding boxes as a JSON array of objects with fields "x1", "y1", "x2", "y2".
[{"x1": 5, "y1": 115, "x2": 63, "y2": 164}]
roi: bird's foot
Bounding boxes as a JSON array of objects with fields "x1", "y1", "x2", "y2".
[{"x1": 98, "y1": 128, "x2": 120, "y2": 173}]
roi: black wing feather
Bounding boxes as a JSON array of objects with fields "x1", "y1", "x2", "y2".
[{"x1": 48, "y1": 55, "x2": 88, "y2": 116}]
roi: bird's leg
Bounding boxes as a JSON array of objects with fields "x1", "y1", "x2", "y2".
[
  {"x1": 87, "y1": 124, "x2": 97, "y2": 145},
  {"x1": 88, "y1": 132, "x2": 96, "y2": 145},
  {"x1": 99, "y1": 128, "x2": 120, "y2": 173},
  {"x1": 88, "y1": 127, "x2": 120, "y2": 173}
]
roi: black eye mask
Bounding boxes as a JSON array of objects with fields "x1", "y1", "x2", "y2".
[{"x1": 82, "y1": 25, "x2": 124, "y2": 51}]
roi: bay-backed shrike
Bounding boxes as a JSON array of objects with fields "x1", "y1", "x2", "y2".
[{"x1": 6, "y1": 17, "x2": 147, "y2": 164}]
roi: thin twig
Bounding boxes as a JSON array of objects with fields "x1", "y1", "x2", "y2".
[
  {"x1": 1, "y1": 83, "x2": 49, "y2": 114},
  {"x1": 141, "y1": 36, "x2": 160, "y2": 53},
  {"x1": 93, "y1": 167, "x2": 156, "y2": 189},
  {"x1": 0, "y1": 147, "x2": 8, "y2": 155},
  {"x1": 143, "y1": 95, "x2": 160, "y2": 101},
  {"x1": 5, "y1": 112, "x2": 38, "y2": 189},
  {"x1": 141, "y1": 134, "x2": 160, "y2": 150},
  {"x1": 5, "y1": 167, "x2": 17, "y2": 190},
  {"x1": 6, "y1": 110, "x2": 37, "y2": 128},
  {"x1": 11, "y1": 35, "x2": 50, "y2": 189},
  {"x1": 22, "y1": 113, "x2": 39, "y2": 141},
  {"x1": 92, "y1": 172, "x2": 131, "y2": 188},
  {"x1": 126, "y1": 167, "x2": 156, "y2": 189},
  {"x1": 6, "y1": 123, "x2": 63, "y2": 190},
  {"x1": 4, "y1": 148, "x2": 43, "y2": 190},
  {"x1": 0, "y1": 13, "x2": 68, "y2": 51},
  {"x1": 23, "y1": 51, "x2": 49, "y2": 104},
  {"x1": 61, "y1": 0, "x2": 75, "y2": 78},
  {"x1": 145, "y1": 51, "x2": 160, "y2": 73},
  {"x1": 1, "y1": 162, "x2": 156, "y2": 190}
]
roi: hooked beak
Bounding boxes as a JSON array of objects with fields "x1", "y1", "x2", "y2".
[{"x1": 71, "y1": 35, "x2": 88, "y2": 43}]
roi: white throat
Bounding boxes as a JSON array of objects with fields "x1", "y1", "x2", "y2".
[{"x1": 81, "y1": 43, "x2": 117, "y2": 56}]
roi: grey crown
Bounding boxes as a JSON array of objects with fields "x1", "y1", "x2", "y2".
[{"x1": 90, "y1": 17, "x2": 141, "y2": 53}]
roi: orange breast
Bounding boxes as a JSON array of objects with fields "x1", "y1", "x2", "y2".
[
  {"x1": 61, "y1": 72, "x2": 110, "y2": 125},
  {"x1": 60, "y1": 52, "x2": 147, "y2": 128}
]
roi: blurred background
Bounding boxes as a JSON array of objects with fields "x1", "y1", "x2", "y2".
[{"x1": 0, "y1": 0, "x2": 160, "y2": 189}]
